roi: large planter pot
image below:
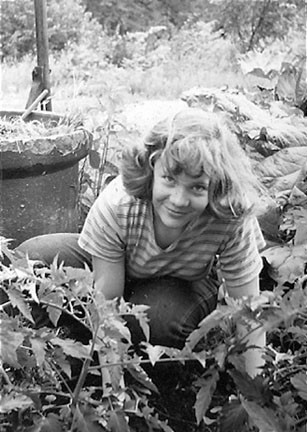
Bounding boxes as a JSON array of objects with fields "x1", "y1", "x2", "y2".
[{"x1": 0, "y1": 110, "x2": 92, "y2": 248}]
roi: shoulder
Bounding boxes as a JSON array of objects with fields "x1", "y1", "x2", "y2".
[
  {"x1": 203, "y1": 211, "x2": 265, "y2": 252},
  {"x1": 92, "y1": 175, "x2": 149, "y2": 223},
  {"x1": 97, "y1": 175, "x2": 135, "y2": 206}
]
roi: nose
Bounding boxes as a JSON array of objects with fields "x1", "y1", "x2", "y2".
[{"x1": 170, "y1": 186, "x2": 190, "y2": 207}]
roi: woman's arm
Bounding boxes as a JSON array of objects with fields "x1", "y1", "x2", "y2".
[
  {"x1": 92, "y1": 256, "x2": 125, "y2": 301},
  {"x1": 227, "y1": 277, "x2": 266, "y2": 377}
]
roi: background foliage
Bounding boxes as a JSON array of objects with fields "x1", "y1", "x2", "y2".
[
  {"x1": 1, "y1": 0, "x2": 305, "y2": 60},
  {"x1": 1, "y1": 1, "x2": 307, "y2": 431}
]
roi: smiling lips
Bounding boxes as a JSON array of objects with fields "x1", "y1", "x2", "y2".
[{"x1": 165, "y1": 206, "x2": 189, "y2": 217}]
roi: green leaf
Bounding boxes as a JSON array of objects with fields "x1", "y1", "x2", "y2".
[
  {"x1": 44, "y1": 291, "x2": 64, "y2": 326},
  {"x1": 30, "y1": 413, "x2": 63, "y2": 432},
  {"x1": 56, "y1": 355, "x2": 72, "y2": 379},
  {"x1": 220, "y1": 399, "x2": 249, "y2": 432},
  {"x1": 262, "y1": 244, "x2": 307, "y2": 284},
  {"x1": 126, "y1": 363, "x2": 159, "y2": 393},
  {"x1": 291, "y1": 372, "x2": 307, "y2": 401},
  {"x1": 295, "y1": 61, "x2": 307, "y2": 106},
  {"x1": 51, "y1": 337, "x2": 91, "y2": 359},
  {"x1": 108, "y1": 410, "x2": 130, "y2": 432},
  {"x1": 30, "y1": 337, "x2": 46, "y2": 367},
  {"x1": 241, "y1": 399, "x2": 286, "y2": 432},
  {"x1": 0, "y1": 327, "x2": 24, "y2": 368},
  {"x1": 89, "y1": 149, "x2": 101, "y2": 169},
  {"x1": 108, "y1": 317, "x2": 132, "y2": 343},
  {"x1": 229, "y1": 370, "x2": 273, "y2": 406},
  {"x1": 144, "y1": 345, "x2": 166, "y2": 366},
  {"x1": 129, "y1": 303, "x2": 150, "y2": 341},
  {"x1": 71, "y1": 405, "x2": 103, "y2": 432},
  {"x1": 0, "y1": 393, "x2": 33, "y2": 413},
  {"x1": 186, "y1": 305, "x2": 237, "y2": 351},
  {"x1": 22, "y1": 280, "x2": 40, "y2": 303},
  {"x1": 275, "y1": 64, "x2": 297, "y2": 103},
  {"x1": 6, "y1": 286, "x2": 34, "y2": 323},
  {"x1": 194, "y1": 369, "x2": 219, "y2": 425}
]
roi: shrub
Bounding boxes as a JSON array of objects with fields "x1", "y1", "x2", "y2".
[{"x1": 0, "y1": 0, "x2": 102, "y2": 60}]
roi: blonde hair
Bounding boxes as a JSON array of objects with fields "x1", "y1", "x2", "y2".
[{"x1": 121, "y1": 108, "x2": 260, "y2": 218}]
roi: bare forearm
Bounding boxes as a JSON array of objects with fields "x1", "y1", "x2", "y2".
[
  {"x1": 94, "y1": 276, "x2": 124, "y2": 301},
  {"x1": 227, "y1": 277, "x2": 265, "y2": 377},
  {"x1": 92, "y1": 256, "x2": 125, "y2": 302},
  {"x1": 237, "y1": 321, "x2": 266, "y2": 377}
]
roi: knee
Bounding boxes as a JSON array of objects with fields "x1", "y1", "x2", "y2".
[
  {"x1": 126, "y1": 277, "x2": 214, "y2": 349},
  {"x1": 16, "y1": 235, "x2": 54, "y2": 263}
]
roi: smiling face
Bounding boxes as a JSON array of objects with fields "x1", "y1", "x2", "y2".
[{"x1": 152, "y1": 158, "x2": 209, "y2": 234}]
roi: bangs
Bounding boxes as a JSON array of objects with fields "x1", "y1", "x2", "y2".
[{"x1": 161, "y1": 136, "x2": 214, "y2": 179}]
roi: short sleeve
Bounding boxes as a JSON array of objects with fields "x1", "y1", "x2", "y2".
[
  {"x1": 78, "y1": 177, "x2": 127, "y2": 262},
  {"x1": 219, "y1": 216, "x2": 266, "y2": 288}
]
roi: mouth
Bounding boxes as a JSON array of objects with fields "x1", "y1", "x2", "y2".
[{"x1": 165, "y1": 206, "x2": 189, "y2": 217}]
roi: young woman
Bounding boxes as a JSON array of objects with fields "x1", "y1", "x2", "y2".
[{"x1": 17, "y1": 108, "x2": 266, "y2": 376}]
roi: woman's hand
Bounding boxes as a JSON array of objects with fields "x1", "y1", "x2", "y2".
[
  {"x1": 227, "y1": 277, "x2": 266, "y2": 377},
  {"x1": 92, "y1": 256, "x2": 125, "y2": 301}
]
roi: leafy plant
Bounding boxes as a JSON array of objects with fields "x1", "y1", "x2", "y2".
[
  {"x1": 77, "y1": 90, "x2": 136, "y2": 226},
  {"x1": 0, "y1": 239, "x2": 174, "y2": 432},
  {"x1": 211, "y1": 0, "x2": 304, "y2": 52},
  {"x1": 1, "y1": 232, "x2": 306, "y2": 432},
  {"x1": 1, "y1": 0, "x2": 101, "y2": 60}
]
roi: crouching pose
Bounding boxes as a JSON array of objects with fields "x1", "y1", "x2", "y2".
[{"x1": 18, "y1": 108, "x2": 266, "y2": 376}]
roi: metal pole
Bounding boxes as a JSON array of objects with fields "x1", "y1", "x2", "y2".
[{"x1": 34, "y1": 0, "x2": 52, "y2": 111}]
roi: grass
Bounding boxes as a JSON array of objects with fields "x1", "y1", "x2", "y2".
[
  {"x1": 0, "y1": 24, "x2": 252, "y2": 116},
  {"x1": 1, "y1": 23, "x2": 304, "y2": 119}
]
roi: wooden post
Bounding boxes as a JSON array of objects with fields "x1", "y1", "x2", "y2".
[{"x1": 34, "y1": 0, "x2": 52, "y2": 111}]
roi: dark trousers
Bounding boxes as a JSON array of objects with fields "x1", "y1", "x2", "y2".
[{"x1": 16, "y1": 234, "x2": 218, "y2": 349}]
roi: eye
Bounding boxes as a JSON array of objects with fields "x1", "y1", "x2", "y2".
[
  {"x1": 192, "y1": 184, "x2": 208, "y2": 193},
  {"x1": 163, "y1": 175, "x2": 175, "y2": 183}
]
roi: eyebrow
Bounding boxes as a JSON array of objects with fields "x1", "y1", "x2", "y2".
[{"x1": 191, "y1": 179, "x2": 210, "y2": 187}]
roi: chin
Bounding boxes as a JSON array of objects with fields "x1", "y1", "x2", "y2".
[{"x1": 162, "y1": 216, "x2": 188, "y2": 229}]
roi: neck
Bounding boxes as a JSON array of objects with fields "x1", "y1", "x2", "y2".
[{"x1": 153, "y1": 215, "x2": 184, "y2": 249}]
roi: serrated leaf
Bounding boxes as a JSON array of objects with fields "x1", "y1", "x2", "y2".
[
  {"x1": 295, "y1": 61, "x2": 307, "y2": 106},
  {"x1": 0, "y1": 393, "x2": 33, "y2": 413},
  {"x1": 23, "y1": 280, "x2": 39, "y2": 303},
  {"x1": 89, "y1": 149, "x2": 101, "y2": 169},
  {"x1": 275, "y1": 64, "x2": 297, "y2": 103},
  {"x1": 0, "y1": 328, "x2": 24, "y2": 368},
  {"x1": 194, "y1": 370, "x2": 219, "y2": 425},
  {"x1": 229, "y1": 370, "x2": 273, "y2": 406},
  {"x1": 32, "y1": 413, "x2": 63, "y2": 432},
  {"x1": 291, "y1": 372, "x2": 307, "y2": 401},
  {"x1": 44, "y1": 291, "x2": 64, "y2": 326},
  {"x1": 261, "y1": 244, "x2": 307, "y2": 284},
  {"x1": 126, "y1": 303, "x2": 150, "y2": 341},
  {"x1": 254, "y1": 147, "x2": 307, "y2": 189},
  {"x1": 126, "y1": 363, "x2": 159, "y2": 394},
  {"x1": 56, "y1": 356, "x2": 72, "y2": 379},
  {"x1": 135, "y1": 312, "x2": 150, "y2": 341},
  {"x1": 108, "y1": 410, "x2": 129, "y2": 432},
  {"x1": 30, "y1": 337, "x2": 46, "y2": 367},
  {"x1": 241, "y1": 399, "x2": 286, "y2": 432},
  {"x1": 108, "y1": 317, "x2": 132, "y2": 343},
  {"x1": 6, "y1": 287, "x2": 34, "y2": 323},
  {"x1": 186, "y1": 306, "x2": 237, "y2": 351},
  {"x1": 71, "y1": 405, "x2": 102, "y2": 432},
  {"x1": 294, "y1": 221, "x2": 307, "y2": 246},
  {"x1": 51, "y1": 337, "x2": 91, "y2": 359},
  {"x1": 144, "y1": 345, "x2": 166, "y2": 366},
  {"x1": 220, "y1": 399, "x2": 248, "y2": 432}
]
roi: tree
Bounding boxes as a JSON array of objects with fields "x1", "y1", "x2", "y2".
[
  {"x1": 82, "y1": 0, "x2": 198, "y2": 34},
  {"x1": 209, "y1": 0, "x2": 304, "y2": 52},
  {"x1": 1, "y1": 0, "x2": 101, "y2": 59}
]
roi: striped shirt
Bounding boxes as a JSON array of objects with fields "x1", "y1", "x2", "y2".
[{"x1": 79, "y1": 176, "x2": 266, "y2": 290}]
